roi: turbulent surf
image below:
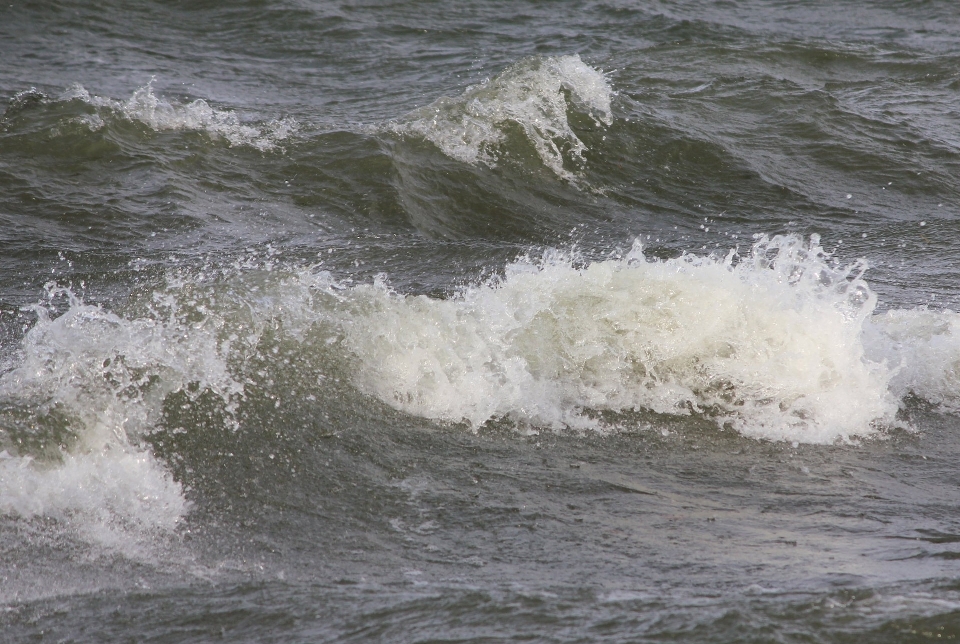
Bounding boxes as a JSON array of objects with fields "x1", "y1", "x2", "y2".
[{"x1": 2, "y1": 2, "x2": 960, "y2": 642}]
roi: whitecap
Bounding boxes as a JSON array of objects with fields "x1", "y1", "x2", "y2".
[
  {"x1": 61, "y1": 81, "x2": 298, "y2": 151},
  {"x1": 389, "y1": 54, "x2": 613, "y2": 182},
  {"x1": 329, "y1": 234, "x2": 898, "y2": 444}
]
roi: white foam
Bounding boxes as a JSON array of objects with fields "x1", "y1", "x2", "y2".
[
  {"x1": 864, "y1": 307, "x2": 960, "y2": 411},
  {"x1": 6, "y1": 235, "x2": 960, "y2": 543},
  {"x1": 0, "y1": 451, "x2": 186, "y2": 540},
  {"x1": 391, "y1": 55, "x2": 613, "y2": 181},
  {"x1": 331, "y1": 235, "x2": 898, "y2": 443},
  {"x1": 62, "y1": 82, "x2": 298, "y2": 151},
  {"x1": 0, "y1": 284, "x2": 242, "y2": 544}
]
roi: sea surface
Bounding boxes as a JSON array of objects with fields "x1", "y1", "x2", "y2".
[{"x1": 1, "y1": 1, "x2": 960, "y2": 642}]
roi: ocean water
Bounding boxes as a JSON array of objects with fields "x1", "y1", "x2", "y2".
[{"x1": 1, "y1": 1, "x2": 960, "y2": 641}]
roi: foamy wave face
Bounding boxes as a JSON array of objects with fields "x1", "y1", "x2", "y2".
[
  {"x1": 62, "y1": 82, "x2": 298, "y2": 151},
  {"x1": 0, "y1": 451, "x2": 186, "y2": 548},
  {"x1": 0, "y1": 284, "x2": 242, "y2": 544},
  {"x1": 391, "y1": 55, "x2": 613, "y2": 181},
  {"x1": 333, "y1": 235, "x2": 898, "y2": 444}
]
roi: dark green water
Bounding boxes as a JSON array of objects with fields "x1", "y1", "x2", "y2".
[{"x1": 1, "y1": 1, "x2": 960, "y2": 642}]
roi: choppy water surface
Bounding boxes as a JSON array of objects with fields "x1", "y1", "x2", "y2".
[{"x1": 2, "y1": 1, "x2": 960, "y2": 642}]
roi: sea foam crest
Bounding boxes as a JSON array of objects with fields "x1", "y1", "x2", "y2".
[
  {"x1": 864, "y1": 307, "x2": 960, "y2": 412},
  {"x1": 334, "y1": 235, "x2": 898, "y2": 444},
  {"x1": 391, "y1": 55, "x2": 613, "y2": 181},
  {"x1": 62, "y1": 82, "x2": 298, "y2": 151},
  {"x1": 0, "y1": 284, "x2": 242, "y2": 544}
]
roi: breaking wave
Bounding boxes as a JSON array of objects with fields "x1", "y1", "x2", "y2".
[
  {"x1": 0, "y1": 283, "x2": 242, "y2": 546},
  {"x1": 335, "y1": 235, "x2": 896, "y2": 443},
  {"x1": 60, "y1": 82, "x2": 298, "y2": 151},
  {"x1": 6, "y1": 234, "x2": 960, "y2": 540},
  {"x1": 389, "y1": 54, "x2": 614, "y2": 182},
  {"x1": 332, "y1": 236, "x2": 960, "y2": 443}
]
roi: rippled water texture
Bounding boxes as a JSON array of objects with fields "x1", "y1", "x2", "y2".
[{"x1": 1, "y1": 1, "x2": 960, "y2": 642}]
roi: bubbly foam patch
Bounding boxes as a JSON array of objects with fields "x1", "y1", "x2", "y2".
[
  {"x1": 391, "y1": 54, "x2": 613, "y2": 181},
  {"x1": 62, "y1": 82, "x2": 298, "y2": 151},
  {"x1": 331, "y1": 235, "x2": 899, "y2": 443}
]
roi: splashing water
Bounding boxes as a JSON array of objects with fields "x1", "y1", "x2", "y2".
[
  {"x1": 7, "y1": 233, "x2": 960, "y2": 552},
  {"x1": 0, "y1": 283, "x2": 242, "y2": 545},
  {"x1": 330, "y1": 235, "x2": 898, "y2": 443}
]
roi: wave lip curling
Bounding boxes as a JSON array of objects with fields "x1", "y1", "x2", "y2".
[{"x1": 391, "y1": 54, "x2": 614, "y2": 182}]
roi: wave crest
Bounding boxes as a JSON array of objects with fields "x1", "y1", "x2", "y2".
[
  {"x1": 336, "y1": 235, "x2": 897, "y2": 443},
  {"x1": 62, "y1": 82, "x2": 298, "y2": 151},
  {"x1": 390, "y1": 54, "x2": 613, "y2": 182}
]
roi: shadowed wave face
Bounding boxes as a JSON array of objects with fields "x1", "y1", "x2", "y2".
[{"x1": 1, "y1": 1, "x2": 960, "y2": 642}]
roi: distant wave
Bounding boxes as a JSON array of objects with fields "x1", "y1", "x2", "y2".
[
  {"x1": 388, "y1": 55, "x2": 614, "y2": 182},
  {"x1": 4, "y1": 82, "x2": 300, "y2": 151}
]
